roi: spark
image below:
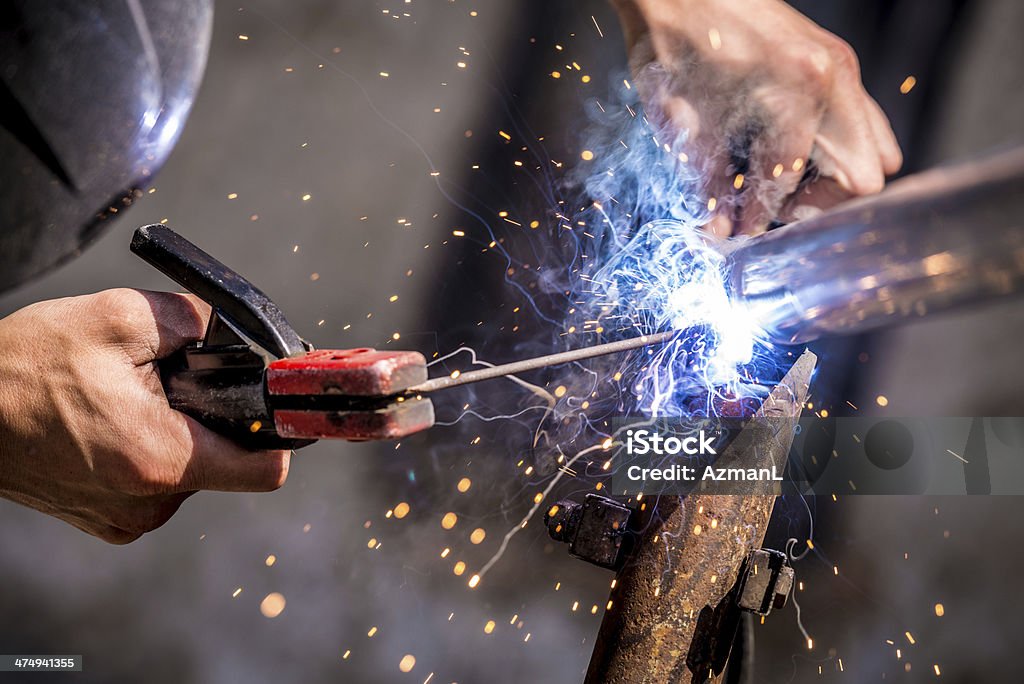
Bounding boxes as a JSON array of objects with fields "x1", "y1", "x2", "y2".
[
  {"x1": 260, "y1": 593, "x2": 286, "y2": 618},
  {"x1": 474, "y1": 423, "x2": 652, "y2": 582},
  {"x1": 708, "y1": 27, "x2": 722, "y2": 50},
  {"x1": 586, "y1": 218, "x2": 771, "y2": 411}
]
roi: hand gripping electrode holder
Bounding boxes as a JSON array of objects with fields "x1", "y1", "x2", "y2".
[{"x1": 130, "y1": 225, "x2": 435, "y2": 449}]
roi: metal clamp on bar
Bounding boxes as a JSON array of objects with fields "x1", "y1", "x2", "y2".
[
  {"x1": 736, "y1": 548, "x2": 795, "y2": 616},
  {"x1": 545, "y1": 495, "x2": 635, "y2": 570}
]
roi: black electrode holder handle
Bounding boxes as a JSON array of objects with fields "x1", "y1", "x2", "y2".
[
  {"x1": 130, "y1": 225, "x2": 311, "y2": 450},
  {"x1": 130, "y1": 224, "x2": 306, "y2": 359}
]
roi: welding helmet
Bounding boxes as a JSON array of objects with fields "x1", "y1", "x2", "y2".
[{"x1": 0, "y1": 0, "x2": 212, "y2": 292}]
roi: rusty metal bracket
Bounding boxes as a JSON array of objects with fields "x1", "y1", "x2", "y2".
[
  {"x1": 736, "y1": 548, "x2": 794, "y2": 617},
  {"x1": 546, "y1": 495, "x2": 635, "y2": 570}
]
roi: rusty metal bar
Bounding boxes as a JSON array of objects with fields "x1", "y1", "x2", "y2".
[{"x1": 584, "y1": 349, "x2": 816, "y2": 684}]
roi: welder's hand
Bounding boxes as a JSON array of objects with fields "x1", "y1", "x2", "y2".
[
  {"x1": 0, "y1": 289, "x2": 290, "y2": 544},
  {"x1": 613, "y1": 0, "x2": 902, "y2": 234}
]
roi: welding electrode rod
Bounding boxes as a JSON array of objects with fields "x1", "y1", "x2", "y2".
[{"x1": 407, "y1": 330, "x2": 677, "y2": 394}]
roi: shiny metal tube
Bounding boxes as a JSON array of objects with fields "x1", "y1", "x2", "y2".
[{"x1": 725, "y1": 146, "x2": 1024, "y2": 344}]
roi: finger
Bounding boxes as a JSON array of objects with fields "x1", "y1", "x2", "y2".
[
  {"x1": 685, "y1": 125, "x2": 736, "y2": 235},
  {"x1": 703, "y1": 212, "x2": 734, "y2": 237},
  {"x1": 104, "y1": 289, "x2": 210, "y2": 365},
  {"x1": 777, "y1": 175, "x2": 853, "y2": 222},
  {"x1": 730, "y1": 194, "x2": 773, "y2": 236},
  {"x1": 699, "y1": 161, "x2": 741, "y2": 237},
  {"x1": 729, "y1": 155, "x2": 810, "y2": 235},
  {"x1": 731, "y1": 89, "x2": 822, "y2": 234},
  {"x1": 863, "y1": 94, "x2": 903, "y2": 175},
  {"x1": 113, "y1": 492, "x2": 194, "y2": 536},
  {"x1": 136, "y1": 290, "x2": 211, "y2": 361},
  {"x1": 615, "y1": 4, "x2": 655, "y2": 67},
  {"x1": 814, "y1": 84, "x2": 887, "y2": 196},
  {"x1": 56, "y1": 511, "x2": 140, "y2": 545},
  {"x1": 174, "y1": 416, "x2": 291, "y2": 493}
]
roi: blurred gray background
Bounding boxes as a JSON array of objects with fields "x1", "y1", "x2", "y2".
[{"x1": 1, "y1": 1, "x2": 1023, "y2": 682}]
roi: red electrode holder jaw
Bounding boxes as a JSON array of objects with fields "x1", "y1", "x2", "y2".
[
  {"x1": 267, "y1": 349, "x2": 434, "y2": 442},
  {"x1": 131, "y1": 225, "x2": 435, "y2": 449}
]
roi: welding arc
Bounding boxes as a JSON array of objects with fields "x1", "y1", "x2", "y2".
[{"x1": 407, "y1": 330, "x2": 678, "y2": 394}]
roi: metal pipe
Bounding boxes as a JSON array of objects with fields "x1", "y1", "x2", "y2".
[
  {"x1": 727, "y1": 146, "x2": 1024, "y2": 344},
  {"x1": 584, "y1": 350, "x2": 815, "y2": 684}
]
